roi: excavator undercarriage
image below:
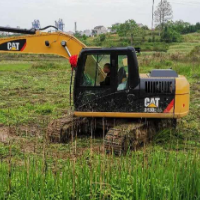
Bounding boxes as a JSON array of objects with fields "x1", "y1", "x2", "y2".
[{"x1": 47, "y1": 116, "x2": 176, "y2": 154}]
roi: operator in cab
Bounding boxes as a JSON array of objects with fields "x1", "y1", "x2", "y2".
[{"x1": 100, "y1": 63, "x2": 111, "y2": 86}]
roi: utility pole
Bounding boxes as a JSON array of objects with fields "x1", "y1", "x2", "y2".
[
  {"x1": 152, "y1": 0, "x2": 155, "y2": 30},
  {"x1": 75, "y1": 22, "x2": 77, "y2": 34},
  {"x1": 160, "y1": 0, "x2": 163, "y2": 24},
  {"x1": 159, "y1": 0, "x2": 163, "y2": 36},
  {"x1": 152, "y1": 0, "x2": 155, "y2": 42}
]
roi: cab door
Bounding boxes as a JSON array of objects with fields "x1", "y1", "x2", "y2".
[
  {"x1": 74, "y1": 51, "x2": 118, "y2": 112},
  {"x1": 74, "y1": 49, "x2": 140, "y2": 113},
  {"x1": 112, "y1": 53, "x2": 139, "y2": 113}
]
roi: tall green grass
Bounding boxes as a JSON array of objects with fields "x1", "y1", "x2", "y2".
[{"x1": 0, "y1": 149, "x2": 200, "y2": 199}]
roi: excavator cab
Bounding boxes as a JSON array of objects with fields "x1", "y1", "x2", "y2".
[
  {"x1": 74, "y1": 47, "x2": 140, "y2": 113},
  {"x1": 74, "y1": 47, "x2": 189, "y2": 119}
]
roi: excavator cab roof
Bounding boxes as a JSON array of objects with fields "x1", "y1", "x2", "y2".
[{"x1": 81, "y1": 46, "x2": 140, "y2": 54}]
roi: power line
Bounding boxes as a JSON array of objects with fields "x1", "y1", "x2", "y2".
[
  {"x1": 169, "y1": 0, "x2": 200, "y2": 6},
  {"x1": 152, "y1": 0, "x2": 200, "y2": 6},
  {"x1": 173, "y1": 0, "x2": 200, "y2": 3},
  {"x1": 171, "y1": 2, "x2": 200, "y2": 5}
]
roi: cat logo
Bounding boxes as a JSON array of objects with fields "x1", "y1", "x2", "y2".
[
  {"x1": 144, "y1": 97, "x2": 160, "y2": 113},
  {"x1": 0, "y1": 39, "x2": 26, "y2": 52},
  {"x1": 7, "y1": 42, "x2": 20, "y2": 51}
]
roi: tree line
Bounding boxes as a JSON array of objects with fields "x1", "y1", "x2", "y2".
[
  {"x1": 75, "y1": 0, "x2": 200, "y2": 46},
  {"x1": 111, "y1": 0, "x2": 200, "y2": 43}
]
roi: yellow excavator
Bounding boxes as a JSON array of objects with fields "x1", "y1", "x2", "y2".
[{"x1": 0, "y1": 26, "x2": 190, "y2": 154}]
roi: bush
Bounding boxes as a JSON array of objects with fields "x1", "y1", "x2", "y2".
[
  {"x1": 82, "y1": 34, "x2": 88, "y2": 41},
  {"x1": 189, "y1": 46, "x2": 200, "y2": 57},
  {"x1": 93, "y1": 38, "x2": 102, "y2": 46},
  {"x1": 188, "y1": 46, "x2": 200, "y2": 62},
  {"x1": 170, "y1": 53, "x2": 181, "y2": 61},
  {"x1": 99, "y1": 34, "x2": 106, "y2": 42},
  {"x1": 161, "y1": 26, "x2": 183, "y2": 43},
  {"x1": 163, "y1": 60, "x2": 173, "y2": 66},
  {"x1": 153, "y1": 44, "x2": 169, "y2": 52}
]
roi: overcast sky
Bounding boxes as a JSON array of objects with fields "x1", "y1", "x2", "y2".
[{"x1": 1, "y1": 0, "x2": 200, "y2": 31}]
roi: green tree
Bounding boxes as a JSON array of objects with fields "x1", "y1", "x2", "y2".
[
  {"x1": 196, "y1": 22, "x2": 200, "y2": 31},
  {"x1": 173, "y1": 20, "x2": 190, "y2": 33},
  {"x1": 161, "y1": 26, "x2": 182, "y2": 43},
  {"x1": 161, "y1": 20, "x2": 200, "y2": 34},
  {"x1": 117, "y1": 20, "x2": 139, "y2": 38},
  {"x1": 111, "y1": 23, "x2": 121, "y2": 33},
  {"x1": 141, "y1": 25, "x2": 149, "y2": 30},
  {"x1": 99, "y1": 34, "x2": 106, "y2": 42}
]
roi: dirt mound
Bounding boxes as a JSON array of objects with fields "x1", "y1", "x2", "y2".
[
  {"x1": 0, "y1": 126, "x2": 10, "y2": 143},
  {"x1": 0, "y1": 125, "x2": 41, "y2": 143}
]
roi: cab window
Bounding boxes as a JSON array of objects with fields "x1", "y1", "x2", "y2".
[
  {"x1": 80, "y1": 54, "x2": 111, "y2": 87},
  {"x1": 117, "y1": 55, "x2": 128, "y2": 91}
]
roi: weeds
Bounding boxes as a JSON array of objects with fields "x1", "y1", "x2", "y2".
[{"x1": 0, "y1": 148, "x2": 200, "y2": 199}]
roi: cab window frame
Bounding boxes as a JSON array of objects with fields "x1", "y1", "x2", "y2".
[{"x1": 78, "y1": 52, "x2": 115, "y2": 89}]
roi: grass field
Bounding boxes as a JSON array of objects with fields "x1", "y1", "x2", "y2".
[
  {"x1": 86, "y1": 32, "x2": 200, "y2": 54},
  {"x1": 166, "y1": 33, "x2": 200, "y2": 54},
  {"x1": 0, "y1": 42, "x2": 200, "y2": 199},
  {"x1": 0, "y1": 61, "x2": 71, "y2": 126}
]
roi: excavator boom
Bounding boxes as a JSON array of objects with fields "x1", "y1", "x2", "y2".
[
  {"x1": 0, "y1": 26, "x2": 105, "y2": 83},
  {"x1": 0, "y1": 27, "x2": 86, "y2": 59}
]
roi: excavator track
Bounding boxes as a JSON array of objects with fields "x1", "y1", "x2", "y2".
[
  {"x1": 104, "y1": 129, "x2": 127, "y2": 155},
  {"x1": 104, "y1": 121, "x2": 156, "y2": 155},
  {"x1": 47, "y1": 117, "x2": 174, "y2": 155},
  {"x1": 47, "y1": 116, "x2": 88, "y2": 143}
]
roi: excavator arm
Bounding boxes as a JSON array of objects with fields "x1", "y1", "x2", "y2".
[
  {"x1": 0, "y1": 26, "x2": 86, "y2": 59},
  {"x1": 0, "y1": 26, "x2": 105, "y2": 80}
]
